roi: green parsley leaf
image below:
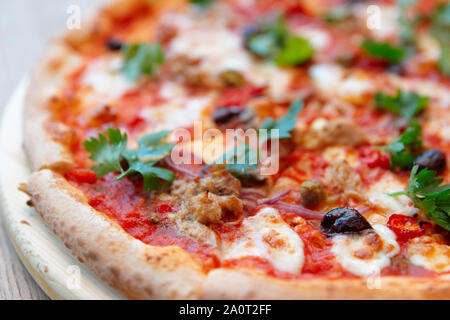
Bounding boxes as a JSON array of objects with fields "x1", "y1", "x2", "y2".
[
  {"x1": 189, "y1": 0, "x2": 215, "y2": 7},
  {"x1": 390, "y1": 165, "x2": 450, "y2": 231},
  {"x1": 211, "y1": 99, "x2": 303, "y2": 173},
  {"x1": 83, "y1": 129, "x2": 175, "y2": 191},
  {"x1": 378, "y1": 121, "x2": 422, "y2": 170},
  {"x1": 375, "y1": 90, "x2": 429, "y2": 121},
  {"x1": 82, "y1": 128, "x2": 127, "y2": 178},
  {"x1": 121, "y1": 43, "x2": 164, "y2": 81},
  {"x1": 275, "y1": 36, "x2": 314, "y2": 66},
  {"x1": 431, "y1": 3, "x2": 450, "y2": 76},
  {"x1": 361, "y1": 39, "x2": 406, "y2": 64},
  {"x1": 259, "y1": 99, "x2": 303, "y2": 139},
  {"x1": 397, "y1": 0, "x2": 418, "y2": 48},
  {"x1": 245, "y1": 15, "x2": 313, "y2": 66}
]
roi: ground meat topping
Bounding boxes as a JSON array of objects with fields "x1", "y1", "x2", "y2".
[
  {"x1": 300, "y1": 118, "x2": 366, "y2": 149},
  {"x1": 162, "y1": 169, "x2": 244, "y2": 245}
]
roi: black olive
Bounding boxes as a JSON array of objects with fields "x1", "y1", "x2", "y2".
[
  {"x1": 386, "y1": 64, "x2": 404, "y2": 75},
  {"x1": 107, "y1": 38, "x2": 123, "y2": 51},
  {"x1": 212, "y1": 107, "x2": 242, "y2": 125},
  {"x1": 321, "y1": 207, "x2": 372, "y2": 235},
  {"x1": 119, "y1": 155, "x2": 130, "y2": 171},
  {"x1": 413, "y1": 149, "x2": 446, "y2": 174}
]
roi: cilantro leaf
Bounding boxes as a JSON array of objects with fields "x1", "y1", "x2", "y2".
[
  {"x1": 117, "y1": 161, "x2": 175, "y2": 191},
  {"x1": 378, "y1": 121, "x2": 422, "y2": 170},
  {"x1": 121, "y1": 43, "x2": 164, "y2": 81},
  {"x1": 245, "y1": 15, "x2": 313, "y2": 66},
  {"x1": 375, "y1": 90, "x2": 429, "y2": 121},
  {"x1": 83, "y1": 129, "x2": 175, "y2": 191},
  {"x1": 275, "y1": 36, "x2": 314, "y2": 66},
  {"x1": 397, "y1": 0, "x2": 419, "y2": 48},
  {"x1": 82, "y1": 128, "x2": 127, "y2": 178},
  {"x1": 390, "y1": 165, "x2": 450, "y2": 231},
  {"x1": 210, "y1": 99, "x2": 303, "y2": 173},
  {"x1": 431, "y1": 3, "x2": 450, "y2": 77},
  {"x1": 259, "y1": 99, "x2": 303, "y2": 139},
  {"x1": 189, "y1": 0, "x2": 215, "y2": 7},
  {"x1": 361, "y1": 39, "x2": 406, "y2": 64}
]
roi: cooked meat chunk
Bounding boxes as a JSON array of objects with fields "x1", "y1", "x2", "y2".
[
  {"x1": 300, "y1": 118, "x2": 366, "y2": 149},
  {"x1": 171, "y1": 169, "x2": 242, "y2": 200},
  {"x1": 188, "y1": 192, "x2": 243, "y2": 224},
  {"x1": 167, "y1": 55, "x2": 244, "y2": 89},
  {"x1": 165, "y1": 169, "x2": 244, "y2": 245},
  {"x1": 324, "y1": 160, "x2": 364, "y2": 201},
  {"x1": 300, "y1": 180, "x2": 326, "y2": 208}
]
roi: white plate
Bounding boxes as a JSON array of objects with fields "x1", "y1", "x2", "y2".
[{"x1": 0, "y1": 79, "x2": 126, "y2": 300}]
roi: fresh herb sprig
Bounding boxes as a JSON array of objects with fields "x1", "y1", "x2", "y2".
[
  {"x1": 189, "y1": 0, "x2": 215, "y2": 7},
  {"x1": 390, "y1": 165, "x2": 450, "y2": 231},
  {"x1": 397, "y1": 0, "x2": 419, "y2": 49},
  {"x1": 378, "y1": 121, "x2": 422, "y2": 171},
  {"x1": 212, "y1": 99, "x2": 303, "y2": 173},
  {"x1": 121, "y1": 43, "x2": 165, "y2": 81},
  {"x1": 431, "y1": 3, "x2": 450, "y2": 77},
  {"x1": 361, "y1": 39, "x2": 406, "y2": 64},
  {"x1": 245, "y1": 15, "x2": 314, "y2": 66},
  {"x1": 375, "y1": 90, "x2": 429, "y2": 122},
  {"x1": 83, "y1": 128, "x2": 175, "y2": 190}
]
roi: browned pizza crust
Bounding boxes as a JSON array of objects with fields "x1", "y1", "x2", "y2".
[
  {"x1": 24, "y1": 41, "x2": 77, "y2": 173},
  {"x1": 27, "y1": 169, "x2": 205, "y2": 299},
  {"x1": 202, "y1": 269, "x2": 450, "y2": 300}
]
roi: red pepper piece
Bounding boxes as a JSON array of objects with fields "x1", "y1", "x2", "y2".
[{"x1": 387, "y1": 214, "x2": 424, "y2": 241}]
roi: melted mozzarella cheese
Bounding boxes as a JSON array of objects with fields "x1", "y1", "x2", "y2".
[
  {"x1": 294, "y1": 27, "x2": 330, "y2": 50},
  {"x1": 81, "y1": 57, "x2": 133, "y2": 100},
  {"x1": 309, "y1": 63, "x2": 373, "y2": 102},
  {"x1": 332, "y1": 224, "x2": 400, "y2": 277},
  {"x1": 322, "y1": 146, "x2": 358, "y2": 168},
  {"x1": 247, "y1": 64, "x2": 293, "y2": 103},
  {"x1": 366, "y1": 174, "x2": 418, "y2": 216},
  {"x1": 223, "y1": 207, "x2": 304, "y2": 274},
  {"x1": 140, "y1": 81, "x2": 212, "y2": 133},
  {"x1": 140, "y1": 95, "x2": 212, "y2": 133},
  {"x1": 170, "y1": 27, "x2": 252, "y2": 74},
  {"x1": 309, "y1": 63, "x2": 344, "y2": 92},
  {"x1": 408, "y1": 238, "x2": 450, "y2": 273}
]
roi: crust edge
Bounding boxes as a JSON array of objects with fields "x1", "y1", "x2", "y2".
[{"x1": 27, "y1": 169, "x2": 205, "y2": 299}]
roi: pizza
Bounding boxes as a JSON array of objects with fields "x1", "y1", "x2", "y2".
[{"x1": 23, "y1": 0, "x2": 450, "y2": 299}]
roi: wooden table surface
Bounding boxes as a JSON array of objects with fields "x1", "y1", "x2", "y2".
[{"x1": 0, "y1": 0, "x2": 107, "y2": 300}]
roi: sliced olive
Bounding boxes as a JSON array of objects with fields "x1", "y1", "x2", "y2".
[
  {"x1": 300, "y1": 180, "x2": 326, "y2": 208},
  {"x1": 230, "y1": 170, "x2": 266, "y2": 187},
  {"x1": 321, "y1": 207, "x2": 372, "y2": 235},
  {"x1": 107, "y1": 38, "x2": 123, "y2": 51},
  {"x1": 413, "y1": 149, "x2": 446, "y2": 174}
]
